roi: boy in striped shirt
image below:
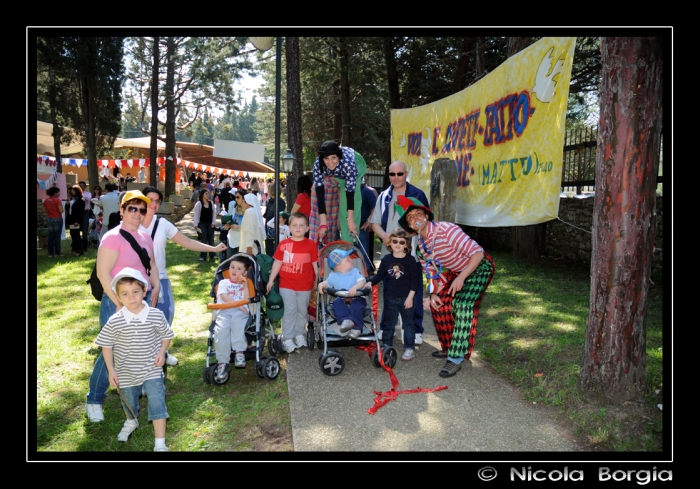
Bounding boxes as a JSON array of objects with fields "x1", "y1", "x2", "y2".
[{"x1": 96, "y1": 267, "x2": 175, "y2": 452}]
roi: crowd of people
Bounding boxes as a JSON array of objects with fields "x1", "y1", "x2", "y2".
[{"x1": 41, "y1": 142, "x2": 496, "y2": 453}]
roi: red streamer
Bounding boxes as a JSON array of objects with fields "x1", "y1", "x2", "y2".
[{"x1": 356, "y1": 343, "x2": 448, "y2": 414}]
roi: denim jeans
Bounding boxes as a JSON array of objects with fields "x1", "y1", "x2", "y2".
[
  {"x1": 119, "y1": 377, "x2": 169, "y2": 421},
  {"x1": 382, "y1": 296, "x2": 416, "y2": 349},
  {"x1": 47, "y1": 218, "x2": 63, "y2": 256},
  {"x1": 198, "y1": 223, "x2": 216, "y2": 260},
  {"x1": 380, "y1": 276, "x2": 424, "y2": 334},
  {"x1": 155, "y1": 279, "x2": 174, "y2": 326},
  {"x1": 87, "y1": 289, "x2": 152, "y2": 405}
]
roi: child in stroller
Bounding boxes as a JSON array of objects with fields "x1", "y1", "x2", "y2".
[
  {"x1": 203, "y1": 251, "x2": 281, "y2": 386},
  {"x1": 318, "y1": 249, "x2": 366, "y2": 339},
  {"x1": 312, "y1": 241, "x2": 398, "y2": 376},
  {"x1": 212, "y1": 256, "x2": 251, "y2": 380}
]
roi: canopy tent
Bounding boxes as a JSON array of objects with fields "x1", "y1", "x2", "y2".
[{"x1": 38, "y1": 121, "x2": 273, "y2": 174}]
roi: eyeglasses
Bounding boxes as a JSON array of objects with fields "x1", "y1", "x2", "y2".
[
  {"x1": 388, "y1": 172, "x2": 405, "y2": 177},
  {"x1": 391, "y1": 239, "x2": 407, "y2": 245},
  {"x1": 126, "y1": 206, "x2": 147, "y2": 215}
]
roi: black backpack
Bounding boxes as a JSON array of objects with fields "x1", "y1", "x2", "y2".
[{"x1": 87, "y1": 220, "x2": 158, "y2": 301}]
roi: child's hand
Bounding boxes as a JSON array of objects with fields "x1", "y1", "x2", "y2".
[
  {"x1": 348, "y1": 285, "x2": 359, "y2": 296},
  {"x1": 266, "y1": 281, "x2": 273, "y2": 293},
  {"x1": 404, "y1": 296, "x2": 414, "y2": 309},
  {"x1": 154, "y1": 352, "x2": 166, "y2": 367},
  {"x1": 108, "y1": 371, "x2": 119, "y2": 388}
]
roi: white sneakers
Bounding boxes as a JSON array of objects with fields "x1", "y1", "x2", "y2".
[
  {"x1": 401, "y1": 349, "x2": 415, "y2": 361},
  {"x1": 234, "y1": 352, "x2": 246, "y2": 368},
  {"x1": 117, "y1": 418, "x2": 139, "y2": 442},
  {"x1": 400, "y1": 331, "x2": 424, "y2": 345},
  {"x1": 339, "y1": 320, "x2": 355, "y2": 332},
  {"x1": 294, "y1": 335, "x2": 308, "y2": 349},
  {"x1": 85, "y1": 403, "x2": 104, "y2": 423},
  {"x1": 165, "y1": 353, "x2": 178, "y2": 366},
  {"x1": 283, "y1": 338, "x2": 297, "y2": 353},
  {"x1": 348, "y1": 328, "x2": 361, "y2": 339}
]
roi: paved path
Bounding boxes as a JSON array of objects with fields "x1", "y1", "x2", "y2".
[{"x1": 173, "y1": 206, "x2": 581, "y2": 452}]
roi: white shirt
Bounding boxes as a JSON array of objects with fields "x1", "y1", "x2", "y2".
[{"x1": 140, "y1": 217, "x2": 179, "y2": 279}]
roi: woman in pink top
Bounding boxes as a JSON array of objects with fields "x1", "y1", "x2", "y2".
[
  {"x1": 85, "y1": 190, "x2": 161, "y2": 423},
  {"x1": 43, "y1": 186, "x2": 64, "y2": 258}
]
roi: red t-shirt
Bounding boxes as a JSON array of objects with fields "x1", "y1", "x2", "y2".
[
  {"x1": 273, "y1": 237, "x2": 318, "y2": 291},
  {"x1": 43, "y1": 196, "x2": 63, "y2": 219},
  {"x1": 294, "y1": 192, "x2": 311, "y2": 218}
]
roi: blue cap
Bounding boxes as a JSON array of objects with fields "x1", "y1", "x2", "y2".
[{"x1": 327, "y1": 249, "x2": 353, "y2": 271}]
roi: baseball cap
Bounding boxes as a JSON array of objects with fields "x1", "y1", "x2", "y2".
[
  {"x1": 265, "y1": 288, "x2": 284, "y2": 320},
  {"x1": 120, "y1": 189, "x2": 150, "y2": 206},
  {"x1": 111, "y1": 267, "x2": 148, "y2": 294},
  {"x1": 327, "y1": 249, "x2": 353, "y2": 271}
]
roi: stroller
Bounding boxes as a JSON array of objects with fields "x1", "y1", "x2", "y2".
[
  {"x1": 308, "y1": 239, "x2": 397, "y2": 376},
  {"x1": 202, "y1": 249, "x2": 282, "y2": 386},
  {"x1": 87, "y1": 217, "x2": 100, "y2": 248}
]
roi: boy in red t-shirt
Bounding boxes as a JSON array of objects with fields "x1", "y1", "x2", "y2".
[{"x1": 267, "y1": 212, "x2": 319, "y2": 353}]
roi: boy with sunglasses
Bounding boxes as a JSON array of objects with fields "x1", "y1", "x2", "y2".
[{"x1": 364, "y1": 229, "x2": 421, "y2": 360}]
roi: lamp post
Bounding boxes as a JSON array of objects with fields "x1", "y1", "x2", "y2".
[{"x1": 250, "y1": 36, "x2": 284, "y2": 251}]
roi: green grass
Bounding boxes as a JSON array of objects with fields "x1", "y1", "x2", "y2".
[
  {"x1": 36, "y1": 234, "x2": 663, "y2": 453},
  {"x1": 35, "y1": 236, "x2": 292, "y2": 453},
  {"x1": 477, "y1": 252, "x2": 663, "y2": 451}
]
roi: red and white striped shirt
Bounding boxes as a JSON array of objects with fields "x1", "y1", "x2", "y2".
[{"x1": 417, "y1": 221, "x2": 483, "y2": 287}]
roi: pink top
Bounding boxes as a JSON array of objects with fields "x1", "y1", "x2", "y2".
[{"x1": 100, "y1": 226, "x2": 154, "y2": 290}]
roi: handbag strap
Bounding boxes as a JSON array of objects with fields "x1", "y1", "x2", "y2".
[
  {"x1": 151, "y1": 217, "x2": 159, "y2": 240},
  {"x1": 119, "y1": 229, "x2": 151, "y2": 276}
]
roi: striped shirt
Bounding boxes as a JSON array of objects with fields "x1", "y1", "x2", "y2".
[
  {"x1": 417, "y1": 221, "x2": 484, "y2": 283},
  {"x1": 95, "y1": 303, "x2": 174, "y2": 388}
]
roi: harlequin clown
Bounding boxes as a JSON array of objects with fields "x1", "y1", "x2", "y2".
[{"x1": 395, "y1": 195, "x2": 496, "y2": 378}]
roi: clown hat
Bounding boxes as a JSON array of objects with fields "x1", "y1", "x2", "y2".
[{"x1": 395, "y1": 195, "x2": 433, "y2": 233}]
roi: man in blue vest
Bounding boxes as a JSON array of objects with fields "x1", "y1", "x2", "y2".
[{"x1": 369, "y1": 161, "x2": 428, "y2": 345}]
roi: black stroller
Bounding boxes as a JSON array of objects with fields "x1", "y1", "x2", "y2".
[{"x1": 202, "y1": 250, "x2": 282, "y2": 386}]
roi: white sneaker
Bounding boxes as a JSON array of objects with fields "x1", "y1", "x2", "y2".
[
  {"x1": 234, "y1": 352, "x2": 246, "y2": 368},
  {"x1": 165, "y1": 353, "x2": 178, "y2": 366},
  {"x1": 283, "y1": 338, "x2": 297, "y2": 353},
  {"x1": 154, "y1": 445, "x2": 169, "y2": 452},
  {"x1": 85, "y1": 403, "x2": 104, "y2": 423},
  {"x1": 415, "y1": 333, "x2": 424, "y2": 345},
  {"x1": 117, "y1": 419, "x2": 139, "y2": 442},
  {"x1": 348, "y1": 328, "x2": 361, "y2": 339},
  {"x1": 401, "y1": 349, "x2": 415, "y2": 361},
  {"x1": 294, "y1": 335, "x2": 308, "y2": 349},
  {"x1": 339, "y1": 319, "x2": 355, "y2": 333}
]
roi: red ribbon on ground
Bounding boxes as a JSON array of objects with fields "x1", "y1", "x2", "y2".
[{"x1": 357, "y1": 343, "x2": 448, "y2": 414}]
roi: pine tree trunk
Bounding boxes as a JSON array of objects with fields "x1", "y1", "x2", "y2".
[
  {"x1": 164, "y1": 37, "x2": 177, "y2": 199},
  {"x1": 149, "y1": 36, "x2": 160, "y2": 185},
  {"x1": 286, "y1": 37, "x2": 303, "y2": 207},
  {"x1": 578, "y1": 37, "x2": 663, "y2": 403}
]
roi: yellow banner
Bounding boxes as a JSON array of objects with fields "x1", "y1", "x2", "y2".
[{"x1": 391, "y1": 37, "x2": 576, "y2": 227}]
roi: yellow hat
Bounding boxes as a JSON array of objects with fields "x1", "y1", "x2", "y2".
[{"x1": 120, "y1": 190, "x2": 150, "y2": 206}]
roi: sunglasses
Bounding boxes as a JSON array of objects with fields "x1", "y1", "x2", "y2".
[
  {"x1": 126, "y1": 206, "x2": 147, "y2": 215},
  {"x1": 149, "y1": 199, "x2": 161, "y2": 205},
  {"x1": 391, "y1": 239, "x2": 407, "y2": 245},
  {"x1": 388, "y1": 172, "x2": 405, "y2": 177}
]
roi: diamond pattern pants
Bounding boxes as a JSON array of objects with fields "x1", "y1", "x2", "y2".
[{"x1": 431, "y1": 254, "x2": 495, "y2": 360}]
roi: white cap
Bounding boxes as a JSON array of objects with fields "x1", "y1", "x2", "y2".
[{"x1": 111, "y1": 267, "x2": 148, "y2": 294}]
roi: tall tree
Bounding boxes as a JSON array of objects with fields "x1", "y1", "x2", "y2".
[
  {"x1": 286, "y1": 37, "x2": 303, "y2": 208},
  {"x1": 578, "y1": 37, "x2": 663, "y2": 403},
  {"x1": 37, "y1": 37, "x2": 124, "y2": 187},
  {"x1": 506, "y1": 36, "x2": 540, "y2": 263}
]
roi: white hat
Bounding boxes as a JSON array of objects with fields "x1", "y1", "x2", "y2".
[{"x1": 111, "y1": 267, "x2": 148, "y2": 294}]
